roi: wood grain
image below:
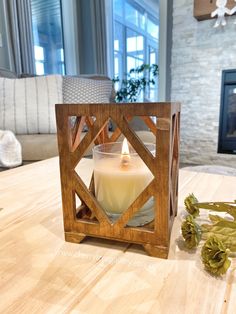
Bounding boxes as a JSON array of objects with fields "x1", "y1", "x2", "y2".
[
  {"x1": 0, "y1": 158, "x2": 235, "y2": 313},
  {"x1": 56, "y1": 102, "x2": 181, "y2": 258}
]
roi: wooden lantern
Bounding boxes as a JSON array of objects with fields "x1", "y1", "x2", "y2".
[{"x1": 56, "y1": 102, "x2": 181, "y2": 258}]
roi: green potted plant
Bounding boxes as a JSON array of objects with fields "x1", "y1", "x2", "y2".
[{"x1": 113, "y1": 64, "x2": 158, "y2": 103}]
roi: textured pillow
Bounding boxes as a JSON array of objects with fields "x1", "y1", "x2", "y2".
[
  {"x1": 0, "y1": 75, "x2": 62, "y2": 134},
  {"x1": 63, "y1": 76, "x2": 113, "y2": 103}
]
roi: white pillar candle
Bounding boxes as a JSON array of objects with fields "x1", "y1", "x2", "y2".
[{"x1": 93, "y1": 140, "x2": 154, "y2": 215}]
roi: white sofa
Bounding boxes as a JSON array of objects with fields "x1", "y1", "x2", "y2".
[
  {"x1": 0, "y1": 69, "x2": 154, "y2": 161},
  {"x1": 0, "y1": 70, "x2": 115, "y2": 160}
]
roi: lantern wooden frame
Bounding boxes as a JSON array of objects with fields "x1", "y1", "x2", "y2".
[{"x1": 56, "y1": 102, "x2": 181, "y2": 258}]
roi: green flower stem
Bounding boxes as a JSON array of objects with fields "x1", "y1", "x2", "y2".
[
  {"x1": 182, "y1": 215, "x2": 236, "y2": 250},
  {"x1": 208, "y1": 214, "x2": 228, "y2": 223},
  {"x1": 201, "y1": 223, "x2": 236, "y2": 252},
  {"x1": 194, "y1": 202, "x2": 236, "y2": 220},
  {"x1": 201, "y1": 234, "x2": 236, "y2": 251},
  {"x1": 203, "y1": 222, "x2": 236, "y2": 231},
  {"x1": 201, "y1": 218, "x2": 236, "y2": 251}
]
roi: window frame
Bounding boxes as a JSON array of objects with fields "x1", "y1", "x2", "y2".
[
  {"x1": 30, "y1": 0, "x2": 65, "y2": 75},
  {"x1": 113, "y1": 0, "x2": 159, "y2": 101}
]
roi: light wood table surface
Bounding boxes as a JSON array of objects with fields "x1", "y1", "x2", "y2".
[{"x1": 0, "y1": 157, "x2": 235, "y2": 314}]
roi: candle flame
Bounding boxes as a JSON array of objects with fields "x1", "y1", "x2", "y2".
[
  {"x1": 121, "y1": 138, "x2": 130, "y2": 167},
  {"x1": 122, "y1": 138, "x2": 130, "y2": 155}
]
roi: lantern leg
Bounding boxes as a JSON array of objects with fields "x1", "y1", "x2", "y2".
[
  {"x1": 143, "y1": 244, "x2": 168, "y2": 259},
  {"x1": 65, "y1": 232, "x2": 86, "y2": 244}
]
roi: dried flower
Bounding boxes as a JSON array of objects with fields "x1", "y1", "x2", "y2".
[
  {"x1": 181, "y1": 196, "x2": 236, "y2": 276},
  {"x1": 184, "y1": 193, "x2": 199, "y2": 217},
  {"x1": 201, "y1": 236, "x2": 231, "y2": 276},
  {"x1": 181, "y1": 215, "x2": 202, "y2": 249}
]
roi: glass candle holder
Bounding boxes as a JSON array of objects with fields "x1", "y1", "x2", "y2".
[{"x1": 93, "y1": 141, "x2": 155, "y2": 226}]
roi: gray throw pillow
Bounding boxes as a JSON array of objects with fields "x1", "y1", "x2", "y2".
[{"x1": 63, "y1": 76, "x2": 113, "y2": 104}]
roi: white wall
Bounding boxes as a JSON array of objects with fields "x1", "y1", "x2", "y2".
[{"x1": 171, "y1": 0, "x2": 236, "y2": 167}]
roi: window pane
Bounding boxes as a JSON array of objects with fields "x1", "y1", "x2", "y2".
[
  {"x1": 126, "y1": 29, "x2": 144, "y2": 53},
  {"x1": 31, "y1": 0, "x2": 65, "y2": 75},
  {"x1": 148, "y1": 46, "x2": 158, "y2": 101},
  {"x1": 147, "y1": 17, "x2": 159, "y2": 39},
  {"x1": 35, "y1": 61, "x2": 44, "y2": 75},
  {"x1": 57, "y1": 48, "x2": 64, "y2": 62},
  {"x1": 149, "y1": 46, "x2": 157, "y2": 65},
  {"x1": 125, "y1": 2, "x2": 145, "y2": 29},
  {"x1": 127, "y1": 36, "x2": 136, "y2": 53},
  {"x1": 114, "y1": 21, "x2": 124, "y2": 79},
  {"x1": 150, "y1": 51, "x2": 156, "y2": 65},
  {"x1": 139, "y1": 12, "x2": 145, "y2": 30},
  {"x1": 34, "y1": 46, "x2": 44, "y2": 61},
  {"x1": 114, "y1": 52, "x2": 123, "y2": 78},
  {"x1": 125, "y1": 3, "x2": 138, "y2": 27},
  {"x1": 126, "y1": 29, "x2": 144, "y2": 76},
  {"x1": 127, "y1": 56, "x2": 136, "y2": 72},
  {"x1": 114, "y1": 21, "x2": 123, "y2": 52},
  {"x1": 114, "y1": 0, "x2": 124, "y2": 17},
  {"x1": 114, "y1": 55, "x2": 119, "y2": 76}
]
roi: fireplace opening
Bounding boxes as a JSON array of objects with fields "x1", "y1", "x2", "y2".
[{"x1": 218, "y1": 69, "x2": 236, "y2": 154}]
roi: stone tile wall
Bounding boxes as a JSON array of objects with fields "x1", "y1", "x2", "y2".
[{"x1": 171, "y1": 0, "x2": 236, "y2": 167}]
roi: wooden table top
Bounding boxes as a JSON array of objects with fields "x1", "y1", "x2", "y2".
[{"x1": 0, "y1": 157, "x2": 235, "y2": 314}]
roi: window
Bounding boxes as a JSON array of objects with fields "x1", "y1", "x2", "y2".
[
  {"x1": 113, "y1": 0, "x2": 159, "y2": 101},
  {"x1": 30, "y1": 0, "x2": 65, "y2": 75},
  {"x1": 126, "y1": 29, "x2": 144, "y2": 72},
  {"x1": 114, "y1": 21, "x2": 124, "y2": 78},
  {"x1": 34, "y1": 45, "x2": 44, "y2": 75}
]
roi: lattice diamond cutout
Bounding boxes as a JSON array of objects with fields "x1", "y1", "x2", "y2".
[{"x1": 73, "y1": 115, "x2": 156, "y2": 227}]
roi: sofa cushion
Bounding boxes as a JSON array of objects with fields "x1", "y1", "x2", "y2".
[
  {"x1": 63, "y1": 76, "x2": 113, "y2": 103},
  {"x1": 0, "y1": 75, "x2": 63, "y2": 134},
  {"x1": 16, "y1": 132, "x2": 92, "y2": 160},
  {"x1": 16, "y1": 134, "x2": 58, "y2": 161},
  {"x1": 17, "y1": 131, "x2": 155, "y2": 161}
]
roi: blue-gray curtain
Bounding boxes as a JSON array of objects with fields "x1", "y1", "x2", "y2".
[
  {"x1": 4, "y1": 0, "x2": 35, "y2": 75},
  {"x1": 77, "y1": 0, "x2": 111, "y2": 76},
  {"x1": 91, "y1": 0, "x2": 108, "y2": 75}
]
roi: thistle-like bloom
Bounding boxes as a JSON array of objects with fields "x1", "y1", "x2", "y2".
[
  {"x1": 184, "y1": 193, "x2": 199, "y2": 217},
  {"x1": 181, "y1": 215, "x2": 201, "y2": 249},
  {"x1": 201, "y1": 236, "x2": 231, "y2": 276}
]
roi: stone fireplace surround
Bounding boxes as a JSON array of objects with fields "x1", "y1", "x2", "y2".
[{"x1": 171, "y1": 0, "x2": 236, "y2": 168}]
